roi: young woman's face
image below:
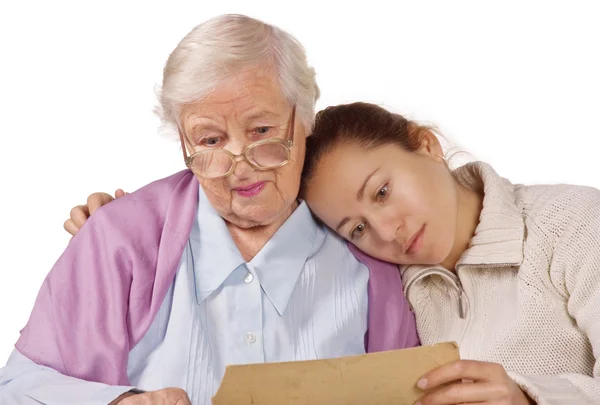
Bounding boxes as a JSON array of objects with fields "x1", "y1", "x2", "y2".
[{"x1": 305, "y1": 140, "x2": 459, "y2": 265}]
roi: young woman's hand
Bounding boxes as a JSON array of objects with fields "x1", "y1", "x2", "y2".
[
  {"x1": 416, "y1": 360, "x2": 535, "y2": 405},
  {"x1": 63, "y1": 189, "x2": 127, "y2": 236}
]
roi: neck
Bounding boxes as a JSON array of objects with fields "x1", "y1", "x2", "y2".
[
  {"x1": 440, "y1": 182, "x2": 483, "y2": 271},
  {"x1": 227, "y1": 200, "x2": 299, "y2": 261}
]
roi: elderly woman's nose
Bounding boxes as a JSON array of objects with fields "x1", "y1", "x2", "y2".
[
  {"x1": 232, "y1": 156, "x2": 254, "y2": 178},
  {"x1": 224, "y1": 135, "x2": 247, "y2": 154}
]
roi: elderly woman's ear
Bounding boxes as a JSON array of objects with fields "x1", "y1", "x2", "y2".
[{"x1": 64, "y1": 189, "x2": 127, "y2": 236}]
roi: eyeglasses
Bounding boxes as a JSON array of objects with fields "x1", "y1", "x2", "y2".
[{"x1": 179, "y1": 106, "x2": 296, "y2": 179}]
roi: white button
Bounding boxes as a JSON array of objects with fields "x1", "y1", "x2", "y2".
[
  {"x1": 245, "y1": 332, "x2": 256, "y2": 344},
  {"x1": 244, "y1": 272, "x2": 254, "y2": 283}
]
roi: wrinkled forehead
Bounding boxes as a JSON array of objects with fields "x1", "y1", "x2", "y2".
[{"x1": 179, "y1": 67, "x2": 290, "y2": 125}]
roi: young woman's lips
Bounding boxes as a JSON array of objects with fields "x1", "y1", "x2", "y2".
[
  {"x1": 406, "y1": 225, "x2": 426, "y2": 255},
  {"x1": 233, "y1": 182, "x2": 266, "y2": 197}
]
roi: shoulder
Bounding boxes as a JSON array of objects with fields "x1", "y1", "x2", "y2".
[
  {"x1": 104, "y1": 170, "x2": 194, "y2": 214},
  {"x1": 519, "y1": 183, "x2": 600, "y2": 241},
  {"x1": 519, "y1": 183, "x2": 600, "y2": 291},
  {"x1": 78, "y1": 170, "x2": 196, "y2": 240}
]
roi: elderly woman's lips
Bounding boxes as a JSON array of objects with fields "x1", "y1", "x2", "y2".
[{"x1": 233, "y1": 182, "x2": 266, "y2": 197}]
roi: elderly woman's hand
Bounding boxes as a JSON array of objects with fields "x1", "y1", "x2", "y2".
[
  {"x1": 110, "y1": 388, "x2": 191, "y2": 405},
  {"x1": 63, "y1": 189, "x2": 127, "y2": 236},
  {"x1": 415, "y1": 360, "x2": 535, "y2": 405}
]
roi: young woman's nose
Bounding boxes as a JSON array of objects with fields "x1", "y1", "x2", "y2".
[{"x1": 370, "y1": 214, "x2": 402, "y2": 243}]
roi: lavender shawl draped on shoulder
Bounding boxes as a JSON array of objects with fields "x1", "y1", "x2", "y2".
[{"x1": 15, "y1": 170, "x2": 419, "y2": 386}]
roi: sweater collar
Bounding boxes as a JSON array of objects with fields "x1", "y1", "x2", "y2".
[
  {"x1": 403, "y1": 161, "x2": 525, "y2": 279},
  {"x1": 453, "y1": 161, "x2": 525, "y2": 269}
]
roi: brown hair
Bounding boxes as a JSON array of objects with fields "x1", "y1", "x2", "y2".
[{"x1": 301, "y1": 102, "x2": 432, "y2": 194}]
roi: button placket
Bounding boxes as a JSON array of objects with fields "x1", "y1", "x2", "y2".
[{"x1": 233, "y1": 264, "x2": 264, "y2": 361}]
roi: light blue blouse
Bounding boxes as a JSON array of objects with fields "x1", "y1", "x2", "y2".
[{"x1": 0, "y1": 189, "x2": 370, "y2": 405}]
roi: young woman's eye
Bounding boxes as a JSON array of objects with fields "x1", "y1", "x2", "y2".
[
  {"x1": 351, "y1": 222, "x2": 367, "y2": 239},
  {"x1": 376, "y1": 184, "x2": 389, "y2": 201}
]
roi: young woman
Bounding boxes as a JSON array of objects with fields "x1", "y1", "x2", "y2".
[{"x1": 300, "y1": 102, "x2": 600, "y2": 405}]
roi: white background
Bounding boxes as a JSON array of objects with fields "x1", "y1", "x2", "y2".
[{"x1": 0, "y1": 1, "x2": 599, "y2": 363}]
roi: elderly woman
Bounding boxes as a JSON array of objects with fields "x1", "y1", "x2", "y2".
[{"x1": 0, "y1": 15, "x2": 418, "y2": 405}]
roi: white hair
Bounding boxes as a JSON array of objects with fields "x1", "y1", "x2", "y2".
[{"x1": 155, "y1": 14, "x2": 320, "y2": 137}]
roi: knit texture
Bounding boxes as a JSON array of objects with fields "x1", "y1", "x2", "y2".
[{"x1": 402, "y1": 162, "x2": 600, "y2": 405}]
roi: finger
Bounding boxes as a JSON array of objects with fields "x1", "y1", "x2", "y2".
[
  {"x1": 171, "y1": 390, "x2": 192, "y2": 405},
  {"x1": 175, "y1": 396, "x2": 192, "y2": 405},
  {"x1": 88, "y1": 193, "x2": 114, "y2": 215},
  {"x1": 115, "y1": 189, "x2": 127, "y2": 198},
  {"x1": 418, "y1": 381, "x2": 505, "y2": 405},
  {"x1": 63, "y1": 219, "x2": 80, "y2": 236},
  {"x1": 70, "y1": 205, "x2": 90, "y2": 229},
  {"x1": 418, "y1": 360, "x2": 505, "y2": 390}
]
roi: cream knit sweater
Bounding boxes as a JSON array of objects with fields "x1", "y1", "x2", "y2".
[{"x1": 401, "y1": 162, "x2": 600, "y2": 405}]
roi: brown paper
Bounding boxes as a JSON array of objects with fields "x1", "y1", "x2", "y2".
[{"x1": 212, "y1": 341, "x2": 459, "y2": 405}]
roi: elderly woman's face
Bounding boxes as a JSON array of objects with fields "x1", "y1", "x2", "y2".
[{"x1": 179, "y1": 67, "x2": 307, "y2": 228}]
